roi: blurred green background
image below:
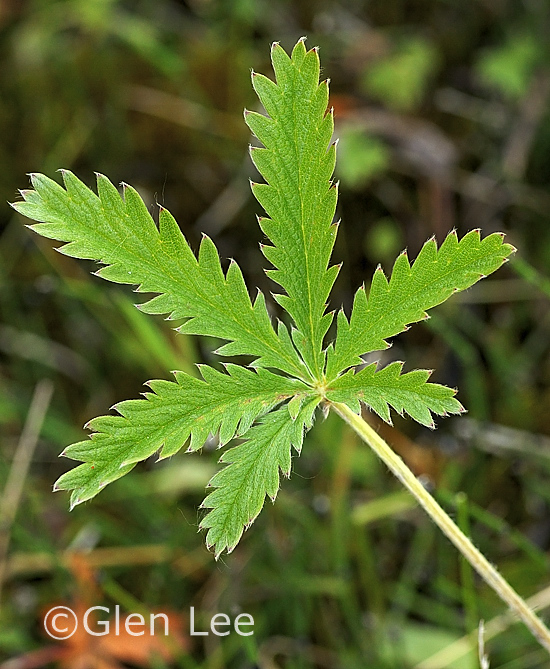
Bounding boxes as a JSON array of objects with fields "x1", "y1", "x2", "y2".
[{"x1": 1, "y1": 0, "x2": 550, "y2": 667}]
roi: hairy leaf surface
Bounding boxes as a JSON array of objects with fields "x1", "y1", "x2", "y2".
[
  {"x1": 326, "y1": 361, "x2": 463, "y2": 428},
  {"x1": 246, "y1": 38, "x2": 339, "y2": 377},
  {"x1": 12, "y1": 172, "x2": 306, "y2": 379},
  {"x1": 200, "y1": 398, "x2": 319, "y2": 557},
  {"x1": 326, "y1": 230, "x2": 515, "y2": 380},
  {"x1": 54, "y1": 365, "x2": 309, "y2": 509}
]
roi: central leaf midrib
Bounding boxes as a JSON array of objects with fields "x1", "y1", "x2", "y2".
[
  {"x1": 215, "y1": 414, "x2": 293, "y2": 541},
  {"x1": 290, "y1": 66, "x2": 320, "y2": 377},
  {"x1": 84, "y1": 388, "x2": 300, "y2": 469}
]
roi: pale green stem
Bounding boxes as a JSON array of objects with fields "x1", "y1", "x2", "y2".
[{"x1": 331, "y1": 401, "x2": 550, "y2": 654}]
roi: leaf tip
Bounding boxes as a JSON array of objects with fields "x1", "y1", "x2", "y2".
[{"x1": 69, "y1": 497, "x2": 81, "y2": 511}]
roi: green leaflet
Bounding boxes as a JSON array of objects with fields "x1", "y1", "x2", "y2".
[
  {"x1": 326, "y1": 230, "x2": 515, "y2": 381},
  {"x1": 326, "y1": 362, "x2": 463, "y2": 428},
  {"x1": 12, "y1": 171, "x2": 306, "y2": 380},
  {"x1": 200, "y1": 398, "x2": 320, "y2": 558},
  {"x1": 246, "y1": 38, "x2": 339, "y2": 378},
  {"x1": 54, "y1": 365, "x2": 309, "y2": 510}
]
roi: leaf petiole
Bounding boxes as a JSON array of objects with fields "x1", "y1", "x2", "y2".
[{"x1": 331, "y1": 401, "x2": 550, "y2": 652}]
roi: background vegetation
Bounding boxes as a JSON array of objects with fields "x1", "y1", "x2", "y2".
[{"x1": 1, "y1": 0, "x2": 550, "y2": 666}]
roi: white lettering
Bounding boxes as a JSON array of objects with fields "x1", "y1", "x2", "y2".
[
  {"x1": 150, "y1": 612, "x2": 169, "y2": 636},
  {"x1": 84, "y1": 606, "x2": 109, "y2": 636},
  {"x1": 125, "y1": 613, "x2": 145, "y2": 636},
  {"x1": 189, "y1": 606, "x2": 208, "y2": 636},
  {"x1": 234, "y1": 613, "x2": 254, "y2": 636},
  {"x1": 210, "y1": 613, "x2": 230, "y2": 636}
]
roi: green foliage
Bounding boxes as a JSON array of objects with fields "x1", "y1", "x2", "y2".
[
  {"x1": 361, "y1": 36, "x2": 439, "y2": 112},
  {"x1": 54, "y1": 365, "x2": 309, "y2": 511},
  {"x1": 336, "y1": 127, "x2": 389, "y2": 189},
  {"x1": 364, "y1": 217, "x2": 404, "y2": 265},
  {"x1": 477, "y1": 33, "x2": 543, "y2": 99},
  {"x1": 326, "y1": 362, "x2": 463, "y2": 429},
  {"x1": 245, "y1": 40, "x2": 338, "y2": 377},
  {"x1": 12, "y1": 39, "x2": 514, "y2": 557},
  {"x1": 200, "y1": 398, "x2": 319, "y2": 557},
  {"x1": 325, "y1": 230, "x2": 513, "y2": 381},
  {"x1": 15, "y1": 171, "x2": 305, "y2": 379}
]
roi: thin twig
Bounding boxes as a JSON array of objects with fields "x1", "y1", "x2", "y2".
[
  {"x1": 415, "y1": 583, "x2": 550, "y2": 668},
  {"x1": 478, "y1": 620, "x2": 490, "y2": 669},
  {"x1": 0, "y1": 379, "x2": 54, "y2": 605},
  {"x1": 331, "y1": 402, "x2": 550, "y2": 655}
]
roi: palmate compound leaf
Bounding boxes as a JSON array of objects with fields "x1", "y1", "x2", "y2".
[
  {"x1": 325, "y1": 362, "x2": 464, "y2": 429},
  {"x1": 246, "y1": 38, "x2": 339, "y2": 379},
  {"x1": 11, "y1": 171, "x2": 307, "y2": 380},
  {"x1": 200, "y1": 397, "x2": 320, "y2": 558},
  {"x1": 54, "y1": 365, "x2": 311, "y2": 510},
  {"x1": 325, "y1": 229, "x2": 515, "y2": 382},
  {"x1": 12, "y1": 38, "x2": 516, "y2": 558}
]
